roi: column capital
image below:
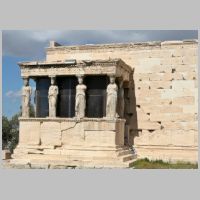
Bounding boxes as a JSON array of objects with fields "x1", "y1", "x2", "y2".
[
  {"x1": 76, "y1": 74, "x2": 85, "y2": 78},
  {"x1": 48, "y1": 75, "x2": 56, "y2": 78},
  {"x1": 108, "y1": 74, "x2": 116, "y2": 78}
]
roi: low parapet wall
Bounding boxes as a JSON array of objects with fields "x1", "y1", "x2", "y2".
[{"x1": 18, "y1": 118, "x2": 125, "y2": 147}]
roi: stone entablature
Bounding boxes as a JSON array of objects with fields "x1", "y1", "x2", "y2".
[
  {"x1": 18, "y1": 59, "x2": 132, "y2": 82},
  {"x1": 46, "y1": 39, "x2": 198, "y2": 52}
]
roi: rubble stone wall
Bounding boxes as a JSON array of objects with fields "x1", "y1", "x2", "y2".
[{"x1": 46, "y1": 40, "x2": 198, "y2": 162}]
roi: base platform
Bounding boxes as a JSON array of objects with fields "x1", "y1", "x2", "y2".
[{"x1": 9, "y1": 145, "x2": 136, "y2": 169}]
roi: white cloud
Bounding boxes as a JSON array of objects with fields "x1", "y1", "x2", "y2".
[
  {"x1": 6, "y1": 90, "x2": 21, "y2": 98},
  {"x1": 2, "y1": 30, "x2": 198, "y2": 59},
  {"x1": 5, "y1": 88, "x2": 36, "y2": 103},
  {"x1": 5, "y1": 90, "x2": 22, "y2": 102}
]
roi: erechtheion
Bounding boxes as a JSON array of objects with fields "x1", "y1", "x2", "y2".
[{"x1": 11, "y1": 40, "x2": 198, "y2": 168}]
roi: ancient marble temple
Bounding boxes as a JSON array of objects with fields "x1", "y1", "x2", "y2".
[{"x1": 11, "y1": 42, "x2": 136, "y2": 168}]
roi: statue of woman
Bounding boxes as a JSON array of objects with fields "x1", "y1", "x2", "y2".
[
  {"x1": 75, "y1": 76, "x2": 87, "y2": 119},
  {"x1": 48, "y1": 77, "x2": 58, "y2": 117},
  {"x1": 22, "y1": 78, "x2": 32, "y2": 117},
  {"x1": 106, "y1": 76, "x2": 118, "y2": 118}
]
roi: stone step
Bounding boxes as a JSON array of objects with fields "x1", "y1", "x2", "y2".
[
  {"x1": 8, "y1": 153, "x2": 137, "y2": 169},
  {"x1": 121, "y1": 154, "x2": 136, "y2": 162},
  {"x1": 117, "y1": 149, "x2": 133, "y2": 156}
]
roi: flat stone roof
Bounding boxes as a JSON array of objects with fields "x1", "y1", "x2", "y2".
[{"x1": 46, "y1": 39, "x2": 198, "y2": 51}]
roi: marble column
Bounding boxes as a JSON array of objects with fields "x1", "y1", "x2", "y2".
[
  {"x1": 75, "y1": 75, "x2": 87, "y2": 119},
  {"x1": 22, "y1": 77, "x2": 32, "y2": 117},
  {"x1": 106, "y1": 75, "x2": 118, "y2": 119},
  {"x1": 48, "y1": 76, "x2": 58, "y2": 117}
]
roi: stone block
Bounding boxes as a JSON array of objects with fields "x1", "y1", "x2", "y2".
[
  {"x1": 160, "y1": 106, "x2": 183, "y2": 113},
  {"x1": 140, "y1": 98, "x2": 172, "y2": 106},
  {"x1": 194, "y1": 132, "x2": 198, "y2": 146},
  {"x1": 151, "y1": 65, "x2": 172, "y2": 73},
  {"x1": 61, "y1": 122, "x2": 84, "y2": 146},
  {"x1": 137, "y1": 121, "x2": 161, "y2": 130},
  {"x1": 160, "y1": 50, "x2": 175, "y2": 58},
  {"x1": 173, "y1": 48, "x2": 197, "y2": 57},
  {"x1": 135, "y1": 58, "x2": 161, "y2": 73},
  {"x1": 134, "y1": 73, "x2": 150, "y2": 81},
  {"x1": 161, "y1": 88, "x2": 195, "y2": 99},
  {"x1": 134, "y1": 130, "x2": 172, "y2": 146},
  {"x1": 162, "y1": 121, "x2": 198, "y2": 131},
  {"x1": 84, "y1": 121, "x2": 117, "y2": 131},
  {"x1": 19, "y1": 121, "x2": 40, "y2": 145},
  {"x1": 170, "y1": 113, "x2": 195, "y2": 122},
  {"x1": 172, "y1": 80, "x2": 195, "y2": 90},
  {"x1": 40, "y1": 121, "x2": 61, "y2": 146},
  {"x1": 150, "y1": 113, "x2": 171, "y2": 122},
  {"x1": 141, "y1": 105, "x2": 162, "y2": 113},
  {"x1": 182, "y1": 56, "x2": 197, "y2": 65},
  {"x1": 175, "y1": 65, "x2": 197, "y2": 72},
  {"x1": 170, "y1": 130, "x2": 195, "y2": 146},
  {"x1": 149, "y1": 73, "x2": 163, "y2": 81},
  {"x1": 172, "y1": 97, "x2": 195, "y2": 105},
  {"x1": 150, "y1": 81, "x2": 172, "y2": 89},
  {"x1": 172, "y1": 72, "x2": 184, "y2": 80},
  {"x1": 136, "y1": 81, "x2": 151, "y2": 90},
  {"x1": 162, "y1": 122, "x2": 182, "y2": 130},
  {"x1": 137, "y1": 110, "x2": 150, "y2": 121},
  {"x1": 84, "y1": 130, "x2": 117, "y2": 146},
  {"x1": 183, "y1": 105, "x2": 197, "y2": 114},
  {"x1": 161, "y1": 57, "x2": 183, "y2": 65},
  {"x1": 148, "y1": 130, "x2": 171, "y2": 146},
  {"x1": 182, "y1": 71, "x2": 197, "y2": 80},
  {"x1": 137, "y1": 88, "x2": 161, "y2": 98}
]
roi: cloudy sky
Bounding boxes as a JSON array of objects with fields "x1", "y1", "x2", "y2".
[{"x1": 2, "y1": 30, "x2": 198, "y2": 117}]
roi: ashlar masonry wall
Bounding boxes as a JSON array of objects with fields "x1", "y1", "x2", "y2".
[{"x1": 46, "y1": 40, "x2": 198, "y2": 162}]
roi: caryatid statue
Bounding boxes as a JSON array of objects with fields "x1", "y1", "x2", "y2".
[
  {"x1": 106, "y1": 75, "x2": 118, "y2": 118},
  {"x1": 22, "y1": 77, "x2": 32, "y2": 117},
  {"x1": 48, "y1": 77, "x2": 58, "y2": 117},
  {"x1": 75, "y1": 75, "x2": 87, "y2": 119}
]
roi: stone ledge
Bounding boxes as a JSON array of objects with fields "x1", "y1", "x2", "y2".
[
  {"x1": 45, "y1": 40, "x2": 198, "y2": 51},
  {"x1": 134, "y1": 145, "x2": 198, "y2": 150},
  {"x1": 19, "y1": 117, "x2": 126, "y2": 123},
  {"x1": 18, "y1": 58, "x2": 132, "y2": 72}
]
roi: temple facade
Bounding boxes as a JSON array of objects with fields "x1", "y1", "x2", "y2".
[
  {"x1": 11, "y1": 40, "x2": 198, "y2": 168},
  {"x1": 12, "y1": 57, "x2": 136, "y2": 168}
]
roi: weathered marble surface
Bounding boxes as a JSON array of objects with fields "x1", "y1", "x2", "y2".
[
  {"x1": 48, "y1": 77, "x2": 58, "y2": 117},
  {"x1": 106, "y1": 76, "x2": 118, "y2": 118},
  {"x1": 75, "y1": 76, "x2": 86, "y2": 119},
  {"x1": 22, "y1": 78, "x2": 32, "y2": 117}
]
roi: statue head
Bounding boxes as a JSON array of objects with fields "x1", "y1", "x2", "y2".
[
  {"x1": 51, "y1": 77, "x2": 56, "y2": 85},
  {"x1": 110, "y1": 76, "x2": 115, "y2": 84},
  {"x1": 78, "y1": 76, "x2": 83, "y2": 84},
  {"x1": 23, "y1": 77, "x2": 29, "y2": 86}
]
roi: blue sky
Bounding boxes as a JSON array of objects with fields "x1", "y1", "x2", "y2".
[{"x1": 2, "y1": 30, "x2": 198, "y2": 118}]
